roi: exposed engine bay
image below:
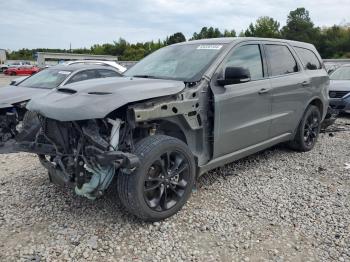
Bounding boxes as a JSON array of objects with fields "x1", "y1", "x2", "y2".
[
  {"x1": 16, "y1": 114, "x2": 140, "y2": 199},
  {"x1": 0, "y1": 104, "x2": 27, "y2": 148}
]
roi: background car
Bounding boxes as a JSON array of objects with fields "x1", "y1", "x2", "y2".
[
  {"x1": 62, "y1": 60, "x2": 127, "y2": 73},
  {"x1": 0, "y1": 63, "x2": 9, "y2": 72},
  {"x1": 0, "y1": 61, "x2": 32, "y2": 72},
  {"x1": 4, "y1": 66, "x2": 40, "y2": 76},
  {"x1": 0, "y1": 64, "x2": 122, "y2": 146},
  {"x1": 9, "y1": 76, "x2": 30, "y2": 86},
  {"x1": 328, "y1": 64, "x2": 350, "y2": 113}
]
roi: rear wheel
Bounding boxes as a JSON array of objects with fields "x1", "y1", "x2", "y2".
[
  {"x1": 117, "y1": 135, "x2": 196, "y2": 221},
  {"x1": 289, "y1": 105, "x2": 321, "y2": 152}
]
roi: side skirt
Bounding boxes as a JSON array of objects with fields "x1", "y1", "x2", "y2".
[{"x1": 198, "y1": 133, "x2": 293, "y2": 176}]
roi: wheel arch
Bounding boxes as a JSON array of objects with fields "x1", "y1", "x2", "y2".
[
  {"x1": 156, "y1": 119, "x2": 188, "y2": 144},
  {"x1": 292, "y1": 97, "x2": 325, "y2": 137},
  {"x1": 307, "y1": 97, "x2": 325, "y2": 119}
]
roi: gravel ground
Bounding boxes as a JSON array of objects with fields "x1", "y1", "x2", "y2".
[{"x1": 0, "y1": 116, "x2": 349, "y2": 261}]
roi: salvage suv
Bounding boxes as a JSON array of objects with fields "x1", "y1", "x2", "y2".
[{"x1": 15, "y1": 38, "x2": 329, "y2": 221}]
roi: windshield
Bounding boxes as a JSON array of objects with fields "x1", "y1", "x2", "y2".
[
  {"x1": 124, "y1": 43, "x2": 226, "y2": 82},
  {"x1": 18, "y1": 68, "x2": 73, "y2": 88},
  {"x1": 330, "y1": 66, "x2": 350, "y2": 80}
]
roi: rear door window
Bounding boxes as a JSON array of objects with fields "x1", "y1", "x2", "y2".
[
  {"x1": 294, "y1": 47, "x2": 322, "y2": 70},
  {"x1": 265, "y1": 44, "x2": 299, "y2": 76}
]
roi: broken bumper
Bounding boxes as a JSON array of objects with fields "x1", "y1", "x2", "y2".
[{"x1": 15, "y1": 141, "x2": 140, "y2": 169}]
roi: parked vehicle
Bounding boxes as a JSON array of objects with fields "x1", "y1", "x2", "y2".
[
  {"x1": 4, "y1": 66, "x2": 40, "y2": 76},
  {"x1": 328, "y1": 64, "x2": 350, "y2": 113},
  {"x1": 324, "y1": 63, "x2": 340, "y2": 75},
  {"x1": 0, "y1": 63, "x2": 9, "y2": 72},
  {"x1": 9, "y1": 76, "x2": 30, "y2": 86},
  {"x1": 13, "y1": 38, "x2": 328, "y2": 221},
  {"x1": 0, "y1": 65, "x2": 122, "y2": 146},
  {"x1": 63, "y1": 60, "x2": 127, "y2": 73},
  {"x1": 1, "y1": 61, "x2": 31, "y2": 72}
]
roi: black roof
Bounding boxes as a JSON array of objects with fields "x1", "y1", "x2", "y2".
[{"x1": 174, "y1": 37, "x2": 315, "y2": 49}]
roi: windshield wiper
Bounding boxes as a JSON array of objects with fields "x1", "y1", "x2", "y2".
[{"x1": 132, "y1": 75, "x2": 158, "y2": 79}]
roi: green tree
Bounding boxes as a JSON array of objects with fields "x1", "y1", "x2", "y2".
[
  {"x1": 223, "y1": 29, "x2": 236, "y2": 37},
  {"x1": 281, "y1": 8, "x2": 321, "y2": 46},
  {"x1": 191, "y1": 27, "x2": 223, "y2": 40},
  {"x1": 120, "y1": 45, "x2": 146, "y2": 61},
  {"x1": 319, "y1": 25, "x2": 350, "y2": 58},
  {"x1": 166, "y1": 32, "x2": 186, "y2": 45},
  {"x1": 244, "y1": 16, "x2": 281, "y2": 38}
]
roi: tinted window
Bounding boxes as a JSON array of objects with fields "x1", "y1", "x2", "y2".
[
  {"x1": 97, "y1": 69, "x2": 120, "y2": 78},
  {"x1": 294, "y1": 47, "x2": 322, "y2": 70},
  {"x1": 265, "y1": 45, "x2": 299, "y2": 76},
  {"x1": 225, "y1": 45, "x2": 263, "y2": 80},
  {"x1": 67, "y1": 70, "x2": 97, "y2": 84}
]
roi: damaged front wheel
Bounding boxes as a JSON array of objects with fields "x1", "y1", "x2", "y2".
[{"x1": 117, "y1": 135, "x2": 195, "y2": 221}]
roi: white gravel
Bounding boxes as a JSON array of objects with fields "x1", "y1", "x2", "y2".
[{"x1": 0, "y1": 118, "x2": 349, "y2": 261}]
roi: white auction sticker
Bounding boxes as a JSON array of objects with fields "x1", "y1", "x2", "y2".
[
  {"x1": 197, "y1": 45, "x2": 223, "y2": 50},
  {"x1": 58, "y1": 71, "x2": 71, "y2": 75}
]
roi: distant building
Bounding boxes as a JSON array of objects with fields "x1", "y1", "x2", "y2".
[{"x1": 0, "y1": 49, "x2": 6, "y2": 64}]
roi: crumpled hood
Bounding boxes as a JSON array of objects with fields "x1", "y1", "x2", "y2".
[
  {"x1": 27, "y1": 77, "x2": 185, "y2": 121},
  {"x1": 329, "y1": 80, "x2": 350, "y2": 91},
  {"x1": 0, "y1": 85, "x2": 48, "y2": 108}
]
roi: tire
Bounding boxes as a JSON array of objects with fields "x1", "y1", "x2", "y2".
[
  {"x1": 10, "y1": 72, "x2": 16, "y2": 76},
  {"x1": 117, "y1": 135, "x2": 196, "y2": 221},
  {"x1": 289, "y1": 105, "x2": 321, "y2": 152}
]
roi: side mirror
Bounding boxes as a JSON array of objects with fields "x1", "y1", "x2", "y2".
[{"x1": 217, "y1": 66, "x2": 251, "y2": 86}]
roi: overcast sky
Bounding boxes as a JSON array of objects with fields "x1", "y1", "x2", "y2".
[{"x1": 0, "y1": 0, "x2": 349, "y2": 50}]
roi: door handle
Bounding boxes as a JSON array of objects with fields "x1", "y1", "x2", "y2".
[
  {"x1": 258, "y1": 88, "x2": 269, "y2": 94},
  {"x1": 301, "y1": 81, "x2": 311, "y2": 87}
]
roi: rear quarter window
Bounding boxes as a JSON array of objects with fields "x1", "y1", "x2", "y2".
[{"x1": 294, "y1": 47, "x2": 322, "y2": 70}]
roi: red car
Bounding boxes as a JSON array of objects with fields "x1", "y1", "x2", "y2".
[{"x1": 4, "y1": 66, "x2": 40, "y2": 76}]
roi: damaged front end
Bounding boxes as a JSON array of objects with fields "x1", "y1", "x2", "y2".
[
  {"x1": 11, "y1": 75, "x2": 211, "y2": 201},
  {"x1": 16, "y1": 114, "x2": 140, "y2": 200},
  {"x1": 0, "y1": 103, "x2": 27, "y2": 150},
  {"x1": 0, "y1": 109, "x2": 17, "y2": 144}
]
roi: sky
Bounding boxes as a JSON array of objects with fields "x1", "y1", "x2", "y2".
[{"x1": 0, "y1": 0, "x2": 349, "y2": 50}]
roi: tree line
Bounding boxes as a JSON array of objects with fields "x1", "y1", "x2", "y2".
[{"x1": 7, "y1": 8, "x2": 350, "y2": 61}]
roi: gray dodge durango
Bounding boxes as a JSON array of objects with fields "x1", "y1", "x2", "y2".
[{"x1": 14, "y1": 37, "x2": 329, "y2": 221}]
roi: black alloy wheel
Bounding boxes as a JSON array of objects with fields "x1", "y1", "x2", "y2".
[
  {"x1": 289, "y1": 105, "x2": 321, "y2": 152},
  {"x1": 143, "y1": 150, "x2": 190, "y2": 211},
  {"x1": 117, "y1": 135, "x2": 196, "y2": 221},
  {"x1": 303, "y1": 110, "x2": 320, "y2": 147}
]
